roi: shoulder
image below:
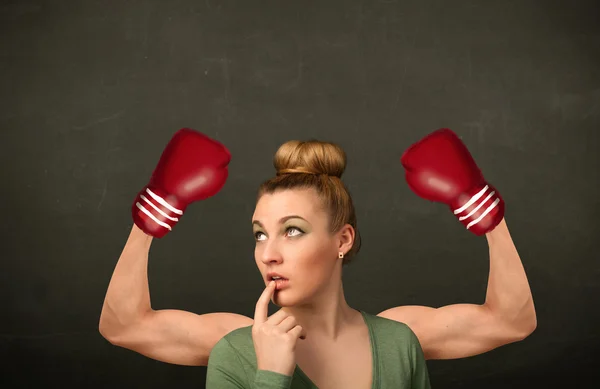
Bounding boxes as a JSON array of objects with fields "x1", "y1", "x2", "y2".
[
  {"x1": 209, "y1": 324, "x2": 256, "y2": 367},
  {"x1": 362, "y1": 311, "x2": 422, "y2": 348},
  {"x1": 206, "y1": 325, "x2": 256, "y2": 386},
  {"x1": 363, "y1": 311, "x2": 413, "y2": 334},
  {"x1": 211, "y1": 324, "x2": 254, "y2": 356},
  {"x1": 363, "y1": 310, "x2": 429, "y2": 379}
]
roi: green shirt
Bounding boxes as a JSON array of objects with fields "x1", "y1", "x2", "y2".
[{"x1": 206, "y1": 310, "x2": 431, "y2": 389}]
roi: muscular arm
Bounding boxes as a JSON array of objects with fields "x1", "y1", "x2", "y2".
[
  {"x1": 99, "y1": 225, "x2": 253, "y2": 366},
  {"x1": 378, "y1": 218, "x2": 537, "y2": 360}
]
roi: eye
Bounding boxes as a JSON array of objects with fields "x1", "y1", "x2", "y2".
[
  {"x1": 286, "y1": 226, "x2": 304, "y2": 237},
  {"x1": 254, "y1": 227, "x2": 304, "y2": 242}
]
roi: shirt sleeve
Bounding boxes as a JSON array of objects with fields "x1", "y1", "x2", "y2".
[
  {"x1": 408, "y1": 328, "x2": 432, "y2": 389},
  {"x1": 253, "y1": 370, "x2": 293, "y2": 388},
  {"x1": 206, "y1": 336, "x2": 293, "y2": 389}
]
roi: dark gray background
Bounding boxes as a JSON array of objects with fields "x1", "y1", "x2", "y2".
[{"x1": 1, "y1": 0, "x2": 598, "y2": 388}]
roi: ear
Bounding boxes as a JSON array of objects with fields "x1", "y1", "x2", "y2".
[{"x1": 336, "y1": 224, "x2": 355, "y2": 254}]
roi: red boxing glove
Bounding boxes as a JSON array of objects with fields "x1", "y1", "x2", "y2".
[
  {"x1": 132, "y1": 128, "x2": 231, "y2": 238},
  {"x1": 400, "y1": 128, "x2": 504, "y2": 236}
]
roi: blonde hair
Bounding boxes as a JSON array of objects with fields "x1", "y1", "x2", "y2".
[{"x1": 257, "y1": 140, "x2": 362, "y2": 265}]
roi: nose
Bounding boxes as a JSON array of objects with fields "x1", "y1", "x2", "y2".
[{"x1": 258, "y1": 239, "x2": 283, "y2": 265}]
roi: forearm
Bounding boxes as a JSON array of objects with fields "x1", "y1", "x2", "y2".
[
  {"x1": 99, "y1": 224, "x2": 154, "y2": 335},
  {"x1": 483, "y1": 218, "x2": 536, "y2": 334}
]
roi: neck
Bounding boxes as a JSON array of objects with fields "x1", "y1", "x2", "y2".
[{"x1": 280, "y1": 278, "x2": 360, "y2": 341}]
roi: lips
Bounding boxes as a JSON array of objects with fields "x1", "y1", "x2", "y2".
[
  {"x1": 267, "y1": 272, "x2": 288, "y2": 281},
  {"x1": 273, "y1": 278, "x2": 289, "y2": 290},
  {"x1": 266, "y1": 272, "x2": 289, "y2": 291}
]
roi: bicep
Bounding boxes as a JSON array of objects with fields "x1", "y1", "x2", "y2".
[
  {"x1": 109, "y1": 309, "x2": 253, "y2": 366},
  {"x1": 379, "y1": 304, "x2": 519, "y2": 360}
]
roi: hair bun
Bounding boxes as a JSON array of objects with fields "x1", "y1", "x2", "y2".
[{"x1": 273, "y1": 140, "x2": 347, "y2": 178}]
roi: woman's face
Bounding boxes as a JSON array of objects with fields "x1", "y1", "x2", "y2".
[{"x1": 252, "y1": 188, "x2": 351, "y2": 307}]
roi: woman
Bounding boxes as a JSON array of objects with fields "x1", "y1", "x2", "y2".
[
  {"x1": 206, "y1": 140, "x2": 431, "y2": 388},
  {"x1": 99, "y1": 129, "x2": 536, "y2": 388}
]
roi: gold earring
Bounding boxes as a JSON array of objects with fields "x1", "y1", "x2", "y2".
[{"x1": 338, "y1": 252, "x2": 344, "y2": 259}]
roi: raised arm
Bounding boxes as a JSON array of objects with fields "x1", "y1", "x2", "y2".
[
  {"x1": 378, "y1": 218, "x2": 536, "y2": 359},
  {"x1": 99, "y1": 225, "x2": 253, "y2": 366},
  {"x1": 380, "y1": 129, "x2": 537, "y2": 360},
  {"x1": 99, "y1": 129, "x2": 253, "y2": 365}
]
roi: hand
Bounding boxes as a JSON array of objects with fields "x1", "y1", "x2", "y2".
[
  {"x1": 400, "y1": 128, "x2": 505, "y2": 235},
  {"x1": 252, "y1": 281, "x2": 306, "y2": 377},
  {"x1": 131, "y1": 128, "x2": 231, "y2": 238}
]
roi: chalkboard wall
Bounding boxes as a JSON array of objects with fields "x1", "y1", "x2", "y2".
[{"x1": 2, "y1": 1, "x2": 599, "y2": 388}]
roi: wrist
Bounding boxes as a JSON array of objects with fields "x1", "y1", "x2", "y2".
[
  {"x1": 256, "y1": 365, "x2": 294, "y2": 377},
  {"x1": 254, "y1": 369, "x2": 293, "y2": 388},
  {"x1": 130, "y1": 224, "x2": 154, "y2": 243}
]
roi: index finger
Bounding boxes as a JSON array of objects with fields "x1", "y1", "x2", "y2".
[{"x1": 254, "y1": 281, "x2": 276, "y2": 324}]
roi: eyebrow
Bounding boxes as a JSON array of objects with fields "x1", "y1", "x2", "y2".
[{"x1": 252, "y1": 215, "x2": 308, "y2": 228}]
